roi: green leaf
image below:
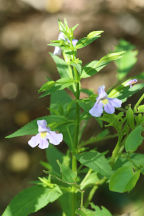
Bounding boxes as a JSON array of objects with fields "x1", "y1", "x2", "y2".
[
  {"x1": 91, "y1": 204, "x2": 112, "y2": 216},
  {"x1": 50, "y1": 53, "x2": 70, "y2": 79},
  {"x1": 2, "y1": 185, "x2": 62, "y2": 216},
  {"x1": 128, "y1": 153, "x2": 144, "y2": 174},
  {"x1": 76, "y1": 31, "x2": 103, "y2": 49},
  {"x1": 81, "y1": 52, "x2": 124, "y2": 78},
  {"x1": 39, "y1": 77, "x2": 76, "y2": 97},
  {"x1": 80, "y1": 172, "x2": 99, "y2": 190},
  {"x1": 56, "y1": 77, "x2": 76, "y2": 90},
  {"x1": 108, "y1": 82, "x2": 144, "y2": 103},
  {"x1": 76, "y1": 206, "x2": 112, "y2": 216},
  {"x1": 78, "y1": 98, "x2": 94, "y2": 113},
  {"x1": 76, "y1": 207, "x2": 96, "y2": 216},
  {"x1": 57, "y1": 161, "x2": 77, "y2": 183},
  {"x1": 100, "y1": 112, "x2": 125, "y2": 133},
  {"x1": 6, "y1": 115, "x2": 67, "y2": 138},
  {"x1": 59, "y1": 192, "x2": 80, "y2": 216},
  {"x1": 125, "y1": 125, "x2": 144, "y2": 152},
  {"x1": 77, "y1": 151, "x2": 113, "y2": 177},
  {"x1": 39, "y1": 80, "x2": 60, "y2": 97},
  {"x1": 80, "y1": 129, "x2": 110, "y2": 147},
  {"x1": 50, "y1": 90, "x2": 75, "y2": 149},
  {"x1": 109, "y1": 166, "x2": 140, "y2": 193},
  {"x1": 137, "y1": 105, "x2": 144, "y2": 113},
  {"x1": 46, "y1": 145, "x2": 63, "y2": 175},
  {"x1": 126, "y1": 106, "x2": 135, "y2": 129},
  {"x1": 115, "y1": 40, "x2": 138, "y2": 80}
]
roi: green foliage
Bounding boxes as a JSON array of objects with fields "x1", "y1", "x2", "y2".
[
  {"x1": 76, "y1": 31, "x2": 103, "y2": 49},
  {"x1": 57, "y1": 160, "x2": 77, "y2": 184},
  {"x1": 109, "y1": 166, "x2": 140, "y2": 193},
  {"x1": 80, "y1": 172, "x2": 99, "y2": 190},
  {"x1": 81, "y1": 51, "x2": 124, "y2": 78},
  {"x1": 4, "y1": 20, "x2": 144, "y2": 216},
  {"x1": 126, "y1": 106, "x2": 135, "y2": 129},
  {"x1": 115, "y1": 40, "x2": 138, "y2": 80},
  {"x1": 46, "y1": 145, "x2": 63, "y2": 175},
  {"x1": 108, "y1": 82, "x2": 144, "y2": 102},
  {"x1": 77, "y1": 151, "x2": 113, "y2": 177},
  {"x1": 6, "y1": 115, "x2": 67, "y2": 138},
  {"x1": 76, "y1": 205, "x2": 112, "y2": 216},
  {"x1": 125, "y1": 125, "x2": 144, "y2": 152},
  {"x1": 137, "y1": 105, "x2": 144, "y2": 112},
  {"x1": 2, "y1": 185, "x2": 62, "y2": 216},
  {"x1": 50, "y1": 90, "x2": 75, "y2": 149}
]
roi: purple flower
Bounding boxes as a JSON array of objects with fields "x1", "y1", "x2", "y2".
[
  {"x1": 53, "y1": 32, "x2": 78, "y2": 55},
  {"x1": 72, "y1": 39, "x2": 78, "y2": 46},
  {"x1": 125, "y1": 79, "x2": 138, "y2": 88},
  {"x1": 53, "y1": 32, "x2": 65, "y2": 55},
  {"x1": 28, "y1": 120, "x2": 63, "y2": 149},
  {"x1": 89, "y1": 85, "x2": 122, "y2": 117}
]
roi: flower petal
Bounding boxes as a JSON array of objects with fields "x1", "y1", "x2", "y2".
[
  {"x1": 108, "y1": 98, "x2": 122, "y2": 108},
  {"x1": 125, "y1": 79, "x2": 138, "y2": 87},
  {"x1": 53, "y1": 46, "x2": 61, "y2": 56},
  {"x1": 104, "y1": 101, "x2": 115, "y2": 114},
  {"x1": 98, "y1": 85, "x2": 107, "y2": 99},
  {"x1": 28, "y1": 134, "x2": 41, "y2": 148},
  {"x1": 38, "y1": 139, "x2": 49, "y2": 149},
  {"x1": 72, "y1": 39, "x2": 78, "y2": 46},
  {"x1": 58, "y1": 32, "x2": 65, "y2": 40},
  {"x1": 46, "y1": 131, "x2": 63, "y2": 145},
  {"x1": 37, "y1": 120, "x2": 49, "y2": 133},
  {"x1": 89, "y1": 101, "x2": 103, "y2": 117}
]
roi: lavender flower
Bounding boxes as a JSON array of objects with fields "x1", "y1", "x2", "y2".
[
  {"x1": 89, "y1": 85, "x2": 122, "y2": 117},
  {"x1": 53, "y1": 32, "x2": 78, "y2": 55},
  {"x1": 28, "y1": 120, "x2": 63, "y2": 149},
  {"x1": 72, "y1": 39, "x2": 78, "y2": 46},
  {"x1": 53, "y1": 32, "x2": 65, "y2": 55},
  {"x1": 125, "y1": 79, "x2": 138, "y2": 88}
]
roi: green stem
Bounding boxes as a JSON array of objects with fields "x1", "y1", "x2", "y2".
[
  {"x1": 71, "y1": 66, "x2": 80, "y2": 216},
  {"x1": 80, "y1": 169, "x2": 92, "y2": 188},
  {"x1": 134, "y1": 93, "x2": 144, "y2": 112},
  {"x1": 85, "y1": 177, "x2": 106, "y2": 208},
  {"x1": 85, "y1": 185, "x2": 98, "y2": 208},
  {"x1": 110, "y1": 138, "x2": 121, "y2": 165},
  {"x1": 80, "y1": 133, "x2": 118, "y2": 147},
  {"x1": 81, "y1": 191, "x2": 84, "y2": 208}
]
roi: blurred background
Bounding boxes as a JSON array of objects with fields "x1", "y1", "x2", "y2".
[{"x1": 1, "y1": 0, "x2": 144, "y2": 215}]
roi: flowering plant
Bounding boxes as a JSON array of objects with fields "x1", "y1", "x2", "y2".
[{"x1": 2, "y1": 20, "x2": 144, "y2": 216}]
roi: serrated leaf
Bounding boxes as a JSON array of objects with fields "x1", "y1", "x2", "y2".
[
  {"x1": 2, "y1": 185, "x2": 62, "y2": 216},
  {"x1": 91, "y1": 204, "x2": 112, "y2": 216},
  {"x1": 109, "y1": 166, "x2": 140, "y2": 193},
  {"x1": 125, "y1": 125, "x2": 144, "y2": 152},
  {"x1": 77, "y1": 151, "x2": 113, "y2": 177}
]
